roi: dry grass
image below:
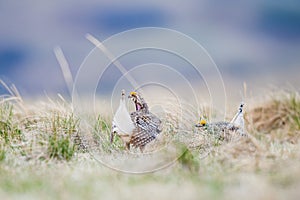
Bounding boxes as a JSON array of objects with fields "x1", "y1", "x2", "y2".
[
  {"x1": 0, "y1": 81, "x2": 300, "y2": 199},
  {"x1": 247, "y1": 91, "x2": 300, "y2": 144}
]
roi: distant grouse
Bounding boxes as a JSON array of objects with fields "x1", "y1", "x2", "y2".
[{"x1": 195, "y1": 103, "x2": 246, "y2": 141}]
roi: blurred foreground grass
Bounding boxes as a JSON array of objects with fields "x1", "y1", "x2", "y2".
[{"x1": 0, "y1": 83, "x2": 300, "y2": 200}]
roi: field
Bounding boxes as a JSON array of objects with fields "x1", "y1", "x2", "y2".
[{"x1": 0, "y1": 81, "x2": 300, "y2": 200}]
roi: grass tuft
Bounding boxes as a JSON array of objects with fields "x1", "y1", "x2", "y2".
[
  {"x1": 0, "y1": 102, "x2": 22, "y2": 144},
  {"x1": 48, "y1": 134, "x2": 75, "y2": 161},
  {"x1": 247, "y1": 91, "x2": 300, "y2": 144}
]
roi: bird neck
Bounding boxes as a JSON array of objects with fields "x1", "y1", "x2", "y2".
[
  {"x1": 134, "y1": 100, "x2": 150, "y2": 113},
  {"x1": 135, "y1": 101, "x2": 142, "y2": 111}
]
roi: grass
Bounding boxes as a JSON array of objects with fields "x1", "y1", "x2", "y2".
[
  {"x1": 0, "y1": 81, "x2": 300, "y2": 199},
  {"x1": 0, "y1": 102, "x2": 22, "y2": 144}
]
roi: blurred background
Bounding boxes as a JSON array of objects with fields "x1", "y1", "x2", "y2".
[{"x1": 0, "y1": 0, "x2": 299, "y2": 100}]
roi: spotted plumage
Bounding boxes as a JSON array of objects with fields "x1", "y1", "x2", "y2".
[
  {"x1": 195, "y1": 103, "x2": 246, "y2": 141},
  {"x1": 128, "y1": 92, "x2": 162, "y2": 151},
  {"x1": 111, "y1": 90, "x2": 162, "y2": 151}
]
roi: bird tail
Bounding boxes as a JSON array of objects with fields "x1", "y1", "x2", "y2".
[
  {"x1": 230, "y1": 102, "x2": 245, "y2": 137},
  {"x1": 111, "y1": 122, "x2": 117, "y2": 143},
  {"x1": 231, "y1": 103, "x2": 244, "y2": 125}
]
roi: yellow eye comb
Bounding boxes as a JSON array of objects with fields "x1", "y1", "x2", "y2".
[
  {"x1": 130, "y1": 91, "x2": 137, "y2": 96},
  {"x1": 200, "y1": 119, "x2": 206, "y2": 125}
]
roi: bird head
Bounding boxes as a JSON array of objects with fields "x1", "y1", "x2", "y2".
[
  {"x1": 195, "y1": 119, "x2": 207, "y2": 127},
  {"x1": 129, "y1": 91, "x2": 137, "y2": 98},
  {"x1": 128, "y1": 91, "x2": 148, "y2": 112},
  {"x1": 128, "y1": 91, "x2": 138, "y2": 103}
]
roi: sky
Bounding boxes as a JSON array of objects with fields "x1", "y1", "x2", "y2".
[{"x1": 0, "y1": 0, "x2": 300, "y2": 101}]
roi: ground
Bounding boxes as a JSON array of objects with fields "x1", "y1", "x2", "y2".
[{"x1": 0, "y1": 84, "x2": 299, "y2": 200}]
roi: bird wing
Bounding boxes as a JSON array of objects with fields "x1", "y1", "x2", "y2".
[{"x1": 130, "y1": 112, "x2": 162, "y2": 148}]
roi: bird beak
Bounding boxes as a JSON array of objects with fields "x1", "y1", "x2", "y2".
[{"x1": 128, "y1": 93, "x2": 136, "y2": 99}]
